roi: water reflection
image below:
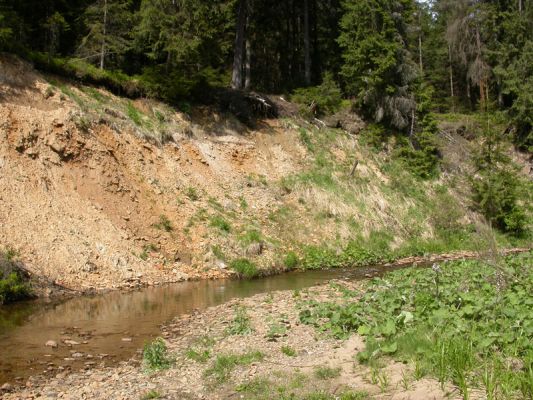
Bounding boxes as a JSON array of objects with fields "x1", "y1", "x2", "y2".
[{"x1": 0, "y1": 268, "x2": 351, "y2": 384}]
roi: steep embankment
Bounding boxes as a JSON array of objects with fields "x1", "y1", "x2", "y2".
[{"x1": 0, "y1": 56, "x2": 528, "y2": 294}]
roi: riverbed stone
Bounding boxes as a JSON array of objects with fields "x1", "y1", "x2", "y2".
[{"x1": 45, "y1": 340, "x2": 58, "y2": 348}]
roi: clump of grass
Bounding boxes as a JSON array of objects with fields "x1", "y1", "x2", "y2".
[
  {"x1": 226, "y1": 306, "x2": 253, "y2": 335},
  {"x1": 153, "y1": 215, "x2": 173, "y2": 232},
  {"x1": 281, "y1": 345, "x2": 297, "y2": 357},
  {"x1": 235, "y1": 377, "x2": 272, "y2": 395},
  {"x1": 230, "y1": 258, "x2": 258, "y2": 278},
  {"x1": 186, "y1": 348, "x2": 211, "y2": 363},
  {"x1": 139, "y1": 243, "x2": 158, "y2": 261},
  {"x1": 127, "y1": 101, "x2": 142, "y2": 126},
  {"x1": 204, "y1": 351, "x2": 265, "y2": 384},
  {"x1": 140, "y1": 390, "x2": 160, "y2": 400},
  {"x1": 142, "y1": 338, "x2": 174, "y2": 372},
  {"x1": 239, "y1": 229, "x2": 262, "y2": 246},
  {"x1": 186, "y1": 187, "x2": 199, "y2": 201},
  {"x1": 266, "y1": 320, "x2": 288, "y2": 341},
  {"x1": 314, "y1": 366, "x2": 342, "y2": 380},
  {"x1": 211, "y1": 245, "x2": 226, "y2": 261},
  {"x1": 209, "y1": 215, "x2": 231, "y2": 233}
]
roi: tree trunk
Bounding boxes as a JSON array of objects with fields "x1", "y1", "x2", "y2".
[
  {"x1": 100, "y1": 0, "x2": 107, "y2": 70},
  {"x1": 304, "y1": 0, "x2": 311, "y2": 85},
  {"x1": 518, "y1": 0, "x2": 522, "y2": 14},
  {"x1": 448, "y1": 45, "x2": 455, "y2": 112},
  {"x1": 245, "y1": 34, "x2": 252, "y2": 90},
  {"x1": 418, "y1": 34, "x2": 423, "y2": 72},
  {"x1": 231, "y1": 0, "x2": 247, "y2": 90}
]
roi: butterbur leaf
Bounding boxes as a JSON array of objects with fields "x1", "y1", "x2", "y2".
[
  {"x1": 381, "y1": 342, "x2": 398, "y2": 354},
  {"x1": 357, "y1": 325, "x2": 371, "y2": 335},
  {"x1": 381, "y1": 320, "x2": 396, "y2": 337}
]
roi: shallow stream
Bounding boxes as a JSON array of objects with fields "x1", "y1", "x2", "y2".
[{"x1": 0, "y1": 264, "x2": 408, "y2": 385}]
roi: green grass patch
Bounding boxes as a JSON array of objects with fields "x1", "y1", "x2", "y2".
[
  {"x1": 127, "y1": 101, "x2": 142, "y2": 126},
  {"x1": 204, "y1": 350, "x2": 265, "y2": 384},
  {"x1": 209, "y1": 215, "x2": 231, "y2": 233},
  {"x1": 230, "y1": 258, "x2": 259, "y2": 278},
  {"x1": 281, "y1": 345, "x2": 297, "y2": 357},
  {"x1": 313, "y1": 366, "x2": 341, "y2": 380}
]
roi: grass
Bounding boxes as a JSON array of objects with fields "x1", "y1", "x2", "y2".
[
  {"x1": 283, "y1": 252, "x2": 299, "y2": 270},
  {"x1": 140, "y1": 390, "x2": 160, "y2": 400},
  {"x1": 204, "y1": 350, "x2": 265, "y2": 384},
  {"x1": 186, "y1": 348, "x2": 211, "y2": 363},
  {"x1": 230, "y1": 258, "x2": 259, "y2": 278},
  {"x1": 314, "y1": 366, "x2": 341, "y2": 380},
  {"x1": 300, "y1": 252, "x2": 533, "y2": 399},
  {"x1": 281, "y1": 345, "x2": 297, "y2": 357},
  {"x1": 226, "y1": 306, "x2": 253, "y2": 335},
  {"x1": 142, "y1": 338, "x2": 174, "y2": 372},
  {"x1": 209, "y1": 215, "x2": 231, "y2": 233},
  {"x1": 126, "y1": 102, "x2": 143, "y2": 126},
  {"x1": 186, "y1": 187, "x2": 200, "y2": 201},
  {"x1": 153, "y1": 215, "x2": 173, "y2": 232}
]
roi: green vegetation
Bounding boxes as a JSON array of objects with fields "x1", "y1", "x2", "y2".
[
  {"x1": 281, "y1": 345, "x2": 296, "y2": 357},
  {"x1": 142, "y1": 338, "x2": 174, "y2": 372},
  {"x1": 204, "y1": 350, "x2": 265, "y2": 384},
  {"x1": 0, "y1": 248, "x2": 32, "y2": 305},
  {"x1": 229, "y1": 258, "x2": 258, "y2": 279},
  {"x1": 283, "y1": 252, "x2": 299, "y2": 270},
  {"x1": 140, "y1": 390, "x2": 160, "y2": 400},
  {"x1": 226, "y1": 306, "x2": 253, "y2": 335},
  {"x1": 291, "y1": 73, "x2": 344, "y2": 117},
  {"x1": 313, "y1": 366, "x2": 341, "y2": 380},
  {"x1": 186, "y1": 348, "x2": 211, "y2": 363},
  {"x1": 300, "y1": 252, "x2": 533, "y2": 399},
  {"x1": 153, "y1": 215, "x2": 173, "y2": 232},
  {"x1": 209, "y1": 215, "x2": 231, "y2": 233},
  {"x1": 186, "y1": 187, "x2": 200, "y2": 201}
]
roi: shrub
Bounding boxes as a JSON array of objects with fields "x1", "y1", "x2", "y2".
[
  {"x1": 283, "y1": 251, "x2": 299, "y2": 270},
  {"x1": 291, "y1": 72, "x2": 343, "y2": 117},
  {"x1": 281, "y1": 345, "x2": 297, "y2": 357},
  {"x1": 230, "y1": 258, "x2": 258, "y2": 278},
  {"x1": 0, "y1": 249, "x2": 32, "y2": 305},
  {"x1": 142, "y1": 338, "x2": 174, "y2": 372}
]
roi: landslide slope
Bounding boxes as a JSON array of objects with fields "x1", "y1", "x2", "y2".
[{"x1": 0, "y1": 56, "x2": 527, "y2": 293}]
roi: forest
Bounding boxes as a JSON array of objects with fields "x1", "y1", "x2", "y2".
[{"x1": 0, "y1": 0, "x2": 531, "y2": 235}]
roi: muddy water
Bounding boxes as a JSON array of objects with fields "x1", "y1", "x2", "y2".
[{"x1": 0, "y1": 265, "x2": 402, "y2": 385}]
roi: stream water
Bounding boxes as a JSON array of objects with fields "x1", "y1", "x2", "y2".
[{"x1": 0, "y1": 264, "x2": 406, "y2": 385}]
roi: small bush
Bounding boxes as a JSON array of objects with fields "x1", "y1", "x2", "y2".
[
  {"x1": 238, "y1": 229, "x2": 262, "y2": 246},
  {"x1": 230, "y1": 258, "x2": 258, "y2": 278},
  {"x1": 209, "y1": 216, "x2": 231, "y2": 233},
  {"x1": 142, "y1": 338, "x2": 174, "y2": 372},
  {"x1": 0, "y1": 249, "x2": 32, "y2": 305},
  {"x1": 291, "y1": 72, "x2": 343, "y2": 117},
  {"x1": 283, "y1": 251, "x2": 299, "y2": 270}
]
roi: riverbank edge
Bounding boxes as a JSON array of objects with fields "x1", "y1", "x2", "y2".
[{"x1": 16, "y1": 246, "x2": 532, "y2": 303}]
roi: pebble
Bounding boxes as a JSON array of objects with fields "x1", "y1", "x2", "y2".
[
  {"x1": 1, "y1": 383, "x2": 13, "y2": 391},
  {"x1": 45, "y1": 340, "x2": 58, "y2": 348},
  {"x1": 121, "y1": 337, "x2": 132, "y2": 342}
]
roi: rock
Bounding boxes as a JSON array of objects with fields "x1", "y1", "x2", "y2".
[
  {"x1": 245, "y1": 242, "x2": 264, "y2": 256},
  {"x1": 1, "y1": 383, "x2": 12, "y2": 391},
  {"x1": 45, "y1": 340, "x2": 58, "y2": 348},
  {"x1": 64, "y1": 340, "x2": 80, "y2": 346},
  {"x1": 121, "y1": 337, "x2": 132, "y2": 342},
  {"x1": 72, "y1": 352, "x2": 84, "y2": 358},
  {"x1": 82, "y1": 262, "x2": 97, "y2": 273}
]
